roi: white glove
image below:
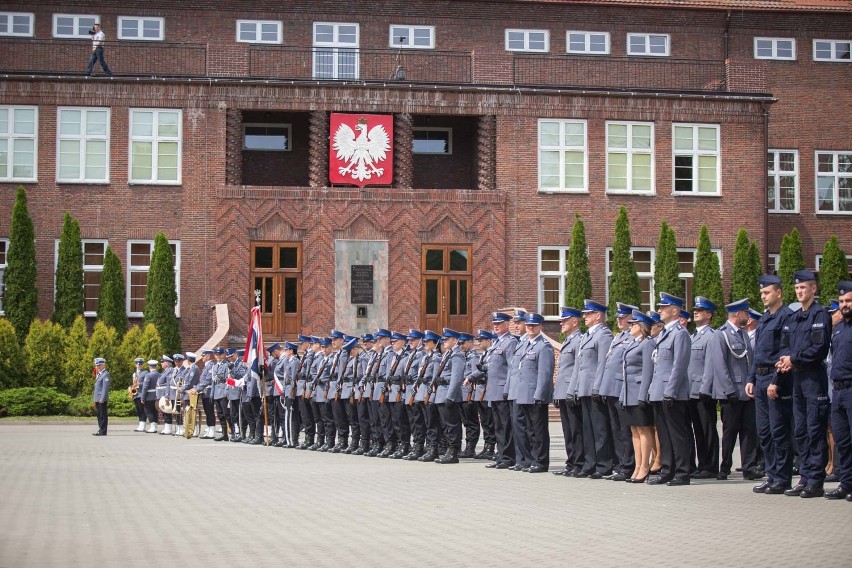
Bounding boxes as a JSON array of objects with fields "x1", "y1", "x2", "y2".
[{"x1": 235, "y1": 379, "x2": 246, "y2": 388}]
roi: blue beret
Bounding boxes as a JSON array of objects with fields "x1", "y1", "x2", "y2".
[
  {"x1": 582, "y1": 299, "x2": 607, "y2": 313},
  {"x1": 793, "y1": 270, "x2": 816, "y2": 284},
  {"x1": 390, "y1": 331, "x2": 408, "y2": 341},
  {"x1": 512, "y1": 310, "x2": 527, "y2": 322},
  {"x1": 161, "y1": 355, "x2": 174, "y2": 363},
  {"x1": 297, "y1": 335, "x2": 311, "y2": 343},
  {"x1": 329, "y1": 329, "x2": 344, "y2": 339},
  {"x1": 692, "y1": 296, "x2": 717, "y2": 312},
  {"x1": 407, "y1": 329, "x2": 424, "y2": 340},
  {"x1": 266, "y1": 343, "x2": 281, "y2": 353},
  {"x1": 423, "y1": 330, "x2": 442, "y2": 342},
  {"x1": 748, "y1": 309, "x2": 763, "y2": 320},
  {"x1": 374, "y1": 328, "x2": 391, "y2": 338},
  {"x1": 616, "y1": 302, "x2": 639, "y2": 316},
  {"x1": 524, "y1": 312, "x2": 544, "y2": 325},
  {"x1": 629, "y1": 310, "x2": 654, "y2": 326},
  {"x1": 838, "y1": 281, "x2": 852, "y2": 296},
  {"x1": 657, "y1": 292, "x2": 685, "y2": 308},
  {"x1": 646, "y1": 311, "x2": 662, "y2": 324},
  {"x1": 361, "y1": 333, "x2": 375, "y2": 342},
  {"x1": 492, "y1": 312, "x2": 512, "y2": 323},
  {"x1": 725, "y1": 298, "x2": 750, "y2": 313},
  {"x1": 94, "y1": 357, "x2": 106, "y2": 365},
  {"x1": 442, "y1": 328, "x2": 460, "y2": 339},
  {"x1": 559, "y1": 306, "x2": 582, "y2": 319},
  {"x1": 318, "y1": 338, "x2": 332, "y2": 347}
]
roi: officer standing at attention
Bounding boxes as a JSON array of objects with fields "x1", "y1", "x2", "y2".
[
  {"x1": 778, "y1": 270, "x2": 833, "y2": 498},
  {"x1": 485, "y1": 313, "x2": 519, "y2": 470},
  {"x1": 516, "y1": 313, "x2": 555, "y2": 473},
  {"x1": 433, "y1": 328, "x2": 466, "y2": 464},
  {"x1": 339, "y1": 338, "x2": 363, "y2": 453},
  {"x1": 226, "y1": 349, "x2": 246, "y2": 441},
  {"x1": 297, "y1": 337, "x2": 319, "y2": 450},
  {"x1": 141, "y1": 360, "x2": 160, "y2": 433},
  {"x1": 688, "y1": 297, "x2": 719, "y2": 479},
  {"x1": 644, "y1": 292, "x2": 692, "y2": 486},
  {"x1": 398, "y1": 330, "x2": 425, "y2": 459},
  {"x1": 552, "y1": 307, "x2": 584, "y2": 477},
  {"x1": 825, "y1": 281, "x2": 852, "y2": 501},
  {"x1": 506, "y1": 311, "x2": 532, "y2": 471},
  {"x1": 92, "y1": 357, "x2": 111, "y2": 436},
  {"x1": 466, "y1": 329, "x2": 497, "y2": 460},
  {"x1": 353, "y1": 334, "x2": 374, "y2": 455},
  {"x1": 211, "y1": 348, "x2": 232, "y2": 442},
  {"x1": 415, "y1": 330, "x2": 442, "y2": 462},
  {"x1": 157, "y1": 355, "x2": 175, "y2": 435},
  {"x1": 132, "y1": 358, "x2": 148, "y2": 432}
]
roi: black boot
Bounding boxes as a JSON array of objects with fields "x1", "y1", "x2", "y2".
[
  {"x1": 475, "y1": 442, "x2": 494, "y2": 460},
  {"x1": 379, "y1": 442, "x2": 396, "y2": 458},
  {"x1": 320, "y1": 435, "x2": 334, "y2": 452},
  {"x1": 344, "y1": 438, "x2": 359, "y2": 454},
  {"x1": 214, "y1": 423, "x2": 229, "y2": 442},
  {"x1": 298, "y1": 436, "x2": 314, "y2": 450},
  {"x1": 418, "y1": 445, "x2": 439, "y2": 462},
  {"x1": 403, "y1": 443, "x2": 424, "y2": 461},
  {"x1": 459, "y1": 441, "x2": 476, "y2": 458},
  {"x1": 332, "y1": 438, "x2": 347, "y2": 453},
  {"x1": 353, "y1": 440, "x2": 367, "y2": 456},
  {"x1": 437, "y1": 447, "x2": 460, "y2": 464},
  {"x1": 367, "y1": 444, "x2": 383, "y2": 457},
  {"x1": 309, "y1": 436, "x2": 324, "y2": 451},
  {"x1": 391, "y1": 443, "x2": 410, "y2": 459}
]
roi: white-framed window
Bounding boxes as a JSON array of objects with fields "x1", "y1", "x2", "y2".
[
  {"x1": 57, "y1": 107, "x2": 110, "y2": 183},
  {"x1": 566, "y1": 31, "x2": 610, "y2": 55},
  {"x1": 627, "y1": 33, "x2": 669, "y2": 56},
  {"x1": 0, "y1": 105, "x2": 37, "y2": 182},
  {"x1": 413, "y1": 127, "x2": 452, "y2": 154},
  {"x1": 243, "y1": 123, "x2": 291, "y2": 151},
  {"x1": 313, "y1": 22, "x2": 359, "y2": 79},
  {"x1": 538, "y1": 119, "x2": 588, "y2": 193},
  {"x1": 816, "y1": 151, "x2": 852, "y2": 214},
  {"x1": 117, "y1": 16, "x2": 164, "y2": 41},
  {"x1": 538, "y1": 246, "x2": 569, "y2": 319},
  {"x1": 129, "y1": 109, "x2": 182, "y2": 184},
  {"x1": 236, "y1": 19, "x2": 282, "y2": 44},
  {"x1": 676, "y1": 248, "x2": 723, "y2": 308},
  {"x1": 754, "y1": 37, "x2": 796, "y2": 60},
  {"x1": 606, "y1": 121, "x2": 654, "y2": 194},
  {"x1": 606, "y1": 247, "x2": 655, "y2": 312},
  {"x1": 0, "y1": 238, "x2": 7, "y2": 315},
  {"x1": 53, "y1": 14, "x2": 99, "y2": 38},
  {"x1": 505, "y1": 29, "x2": 549, "y2": 53},
  {"x1": 389, "y1": 25, "x2": 434, "y2": 49},
  {"x1": 127, "y1": 240, "x2": 180, "y2": 317},
  {"x1": 816, "y1": 254, "x2": 852, "y2": 279},
  {"x1": 0, "y1": 12, "x2": 34, "y2": 37},
  {"x1": 813, "y1": 39, "x2": 851, "y2": 62},
  {"x1": 54, "y1": 239, "x2": 108, "y2": 316},
  {"x1": 767, "y1": 253, "x2": 780, "y2": 275},
  {"x1": 673, "y1": 123, "x2": 720, "y2": 195},
  {"x1": 767, "y1": 150, "x2": 798, "y2": 213}
]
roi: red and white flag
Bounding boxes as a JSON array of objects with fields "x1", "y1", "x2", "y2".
[{"x1": 243, "y1": 306, "x2": 265, "y2": 384}]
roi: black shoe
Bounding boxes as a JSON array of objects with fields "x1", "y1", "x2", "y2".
[
  {"x1": 273, "y1": 439, "x2": 286, "y2": 447},
  {"x1": 667, "y1": 477, "x2": 691, "y2": 486},
  {"x1": 646, "y1": 476, "x2": 673, "y2": 485},
  {"x1": 437, "y1": 449, "x2": 460, "y2": 464},
  {"x1": 459, "y1": 443, "x2": 477, "y2": 459},
  {"x1": 752, "y1": 481, "x2": 772, "y2": 493},
  {"x1": 800, "y1": 485, "x2": 824, "y2": 498},
  {"x1": 765, "y1": 482, "x2": 791, "y2": 495},
  {"x1": 527, "y1": 465, "x2": 547, "y2": 473},
  {"x1": 784, "y1": 482, "x2": 807, "y2": 497},
  {"x1": 824, "y1": 487, "x2": 850, "y2": 500},
  {"x1": 485, "y1": 461, "x2": 499, "y2": 469},
  {"x1": 230, "y1": 435, "x2": 239, "y2": 442},
  {"x1": 552, "y1": 469, "x2": 568, "y2": 476},
  {"x1": 573, "y1": 471, "x2": 591, "y2": 479},
  {"x1": 847, "y1": 493, "x2": 852, "y2": 502},
  {"x1": 716, "y1": 472, "x2": 728, "y2": 481},
  {"x1": 331, "y1": 443, "x2": 344, "y2": 453},
  {"x1": 92, "y1": 431, "x2": 106, "y2": 436},
  {"x1": 742, "y1": 470, "x2": 762, "y2": 480},
  {"x1": 214, "y1": 432, "x2": 228, "y2": 442},
  {"x1": 249, "y1": 437, "x2": 263, "y2": 445},
  {"x1": 589, "y1": 472, "x2": 604, "y2": 480},
  {"x1": 491, "y1": 462, "x2": 512, "y2": 469},
  {"x1": 692, "y1": 470, "x2": 715, "y2": 480},
  {"x1": 604, "y1": 473, "x2": 627, "y2": 481},
  {"x1": 649, "y1": 468, "x2": 661, "y2": 475},
  {"x1": 825, "y1": 473, "x2": 840, "y2": 483},
  {"x1": 352, "y1": 447, "x2": 366, "y2": 456},
  {"x1": 626, "y1": 474, "x2": 649, "y2": 484}
]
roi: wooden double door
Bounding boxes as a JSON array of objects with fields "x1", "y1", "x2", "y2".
[
  {"x1": 250, "y1": 242, "x2": 302, "y2": 339},
  {"x1": 421, "y1": 244, "x2": 472, "y2": 332}
]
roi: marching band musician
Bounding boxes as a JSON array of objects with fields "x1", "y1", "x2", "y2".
[
  {"x1": 170, "y1": 353, "x2": 187, "y2": 436},
  {"x1": 197, "y1": 350, "x2": 216, "y2": 439},
  {"x1": 141, "y1": 360, "x2": 160, "y2": 433},
  {"x1": 182, "y1": 353, "x2": 201, "y2": 437},
  {"x1": 157, "y1": 355, "x2": 175, "y2": 435},
  {"x1": 132, "y1": 357, "x2": 148, "y2": 432}
]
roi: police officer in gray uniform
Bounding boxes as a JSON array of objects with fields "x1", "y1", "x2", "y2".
[
  {"x1": 366, "y1": 330, "x2": 391, "y2": 456},
  {"x1": 398, "y1": 330, "x2": 425, "y2": 459},
  {"x1": 704, "y1": 299, "x2": 756, "y2": 479},
  {"x1": 689, "y1": 296, "x2": 719, "y2": 479},
  {"x1": 470, "y1": 330, "x2": 497, "y2": 460},
  {"x1": 352, "y1": 334, "x2": 374, "y2": 455},
  {"x1": 226, "y1": 349, "x2": 245, "y2": 441},
  {"x1": 327, "y1": 331, "x2": 349, "y2": 452},
  {"x1": 278, "y1": 342, "x2": 300, "y2": 448},
  {"x1": 296, "y1": 337, "x2": 319, "y2": 449},
  {"x1": 515, "y1": 313, "x2": 555, "y2": 473},
  {"x1": 157, "y1": 355, "x2": 175, "y2": 435},
  {"x1": 263, "y1": 343, "x2": 282, "y2": 446},
  {"x1": 211, "y1": 347, "x2": 232, "y2": 442},
  {"x1": 200, "y1": 350, "x2": 218, "y2": 439},
  {"x1": 170, "y1": 353, "x2": 188, "y2": 436},
  {"x1": 132, "y1": 357, "x2": 148, "y2": 432},
  {"x1": 552, "y1": 307, "x2": 584, "y2": 477},
  {"x1": 339, "y1": 338, "x2": 362, "y2": 453},
  {"x1": 459, "y1": 333, "x2": 480, "y2": 458},
  {"x1": 92, "y1": 357, "x2": 111, "y2": 436},
  {"x1": 485, "y1": 313, "x2": 519, "y2": 470},
  {"x1": 412, "y1": 331, "x2": 441, "y2": 462},
  {"x1": 432, "y1": 328, "x2": 467, "y2": 464},
  {"x1": 505, "y1": 311, "x2": 533, "y2": 471},
  {"x1": 380, "y1": 332, "x2": 408, "y2": 458},
  {"x1": 141, "y1": 359, "x2": 160, "y2": 433},
  {"x1": 309, "y1": 338, "x2": 332, "y2": 451}
]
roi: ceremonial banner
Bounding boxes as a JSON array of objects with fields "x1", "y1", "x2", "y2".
[
  {"x1": 329, "y1": 113, "x2": 393, "y2": 187},
  {"x1": 243, "y1": 306, "x2": 265, "y2": 385}
]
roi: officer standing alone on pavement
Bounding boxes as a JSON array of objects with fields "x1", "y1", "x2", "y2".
[{"x1": 92, "y1": 358, "x2": 111, "y2": 436}]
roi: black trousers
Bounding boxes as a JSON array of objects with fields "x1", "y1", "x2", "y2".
[
  {"x1": 214, "y1": 397, "x2": 232, "y2": 432},
  {"x1": 250, "y1": 397, "x2": 263, "y2": 437},
  {"x1": 581, "y1": 396, "x2": 614, "y2": 474},
  {"x1": 345, "y1": 399, "x2": 360, "y2": 445},
  {"x1": 511, "y1": 400, "x2": 533, "y2": 467},
  {"x1": 491, "y1": 399, "x2": 515, "y2": 465},
  {"x1": 460, "y1": 400, "x2": 481, "y2": 445},
  {"x1": 240, "y1": 399, "x2": 253, "y2": 436},
  {"x1": 477, "y1": 401, "x2": 496, "y2": 445},
  {"x1": 228, "y1": 400, "x2": 241, "y2": 433},
  {"x1": 407, "y1": 402, "x2": 426, "y2": 445},
  {"x1": 288, "y1": 397, "x2": 302, "y2": 443},
  {"x1": 654, "y1": 400, "x2": 694, "y2": 480},
  {"x1": 163, "y1": 412, "x2": 172, "y2": 425},
  {"x1": 322, "y1": 400, "x2": 336, "y2": 441},
  {"x1": 424, "y1": 401, "x2": 441, "y2": 448},
  {"x1": 300, "y1": 396, "x2": 316, "y2": 439},
  {"x1": 437, "y1": 401, "x2": 462, "y2": 450},
  {"x1": 520, "y1": 403, "x2": 550, "y2": 469},
  {"x1": 606, "y1": 396, "x2": 635, "y2": 475},
  {"x1": 311, "y1": 400, "x2": 328, "y2": 439},
  {"x1": 332, "y1": 398, "x2": 349, "y2": 441},
  {"x1": 202, "y1": 397, "x2": 215, "y2": 427},
  {"x1": 357, "y1": 398, "x2": 371, "y2": 447},
  {"x1": 720, "y1": 399, "x2": 758, "y2": 474},
  {"x1": 390, "y1": 401, "x2": 411, "y2": 446},
  {"x1": 556, "y1": 399, "x2": 585, "y2": 473},
  {"x1": 369, "y1": 400, "x2": 384, "y2": 444},
  {"x1": 134, "y1": 398, "x2": 146, "y2": 421},
  {"x1": 143, "y1": 400, "x2": 158, "y2": 424},
  {"x1": 95, "y1": 401, "x2": 108, "y2": 433},
  {"x1": 267, "y1": 396, "x2": 282, "y2": 440},
  {"x1": 688, "y1": 397, "x2": 720, "y2": 474},
  {"x1": 379, "y1": 401, "x2": 396, "y2": 444}
]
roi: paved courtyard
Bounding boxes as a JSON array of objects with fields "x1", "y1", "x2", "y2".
[{"x1": 1, "y1": 422, "x2": 849, "y2": 568}]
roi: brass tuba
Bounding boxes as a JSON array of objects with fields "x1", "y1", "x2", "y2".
[
  {"x1": 184, "y1": 389, "x2": 199, "y2": 438},
  {"x1": 127, "y1": 372, "x2": 139, "y2": 400}
]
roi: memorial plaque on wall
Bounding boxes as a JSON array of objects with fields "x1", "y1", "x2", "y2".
[{"x1": 351, "y1": 265, "x2": 374, "y2": 304}]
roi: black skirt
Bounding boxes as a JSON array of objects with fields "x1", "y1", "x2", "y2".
[{"x1": 625, "y1": 404, "x2": 654, "y2": 427}]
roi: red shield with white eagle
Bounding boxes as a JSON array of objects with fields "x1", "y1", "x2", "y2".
[{"x1": 329, "y1": 113, "x2": 393, "y2": 187}]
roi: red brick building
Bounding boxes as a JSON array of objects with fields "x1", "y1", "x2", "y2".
[{"x1": 0, "y1": 0, "x2": 849, "y2": 346}]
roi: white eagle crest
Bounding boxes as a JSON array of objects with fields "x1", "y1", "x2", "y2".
[{"x1": 332, "y1": 118, "x2": 390, "y2": 183}]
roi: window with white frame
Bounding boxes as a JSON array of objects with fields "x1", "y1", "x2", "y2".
[
  {"x1": 236, "y1": 20, "x2": 282, "y2": 44},
  {"x1": 118, "y1": 16, "x2": 164, "y2": 41},
  {"x1": 538, "y1": 119, "x2": 587, "y2": 192},
  {"x1": 0, "y1": 12, "x2": 34, "y2": 37},
  {"x1": 54, "y1": 239, "x2": 107, "y2": 316},
  {"x1": 676, "y1": 248, "x2": 723, "y2": 308},
  {"x1": 57, "y1": 107, "x2": 110, "y2": 183},
  {"x1": 673, "y1": 124, "x2": 720, "y2": 194},
  {"x1": 606, "y1": 248, "x2": 655, "y2": 312},
  {"x1": 816, "y1": 254, "x2": 852, "y2": 280},
  {"x1": 0, "y1": 238, "x2": 7, "y2": 315},
  {"x1": 413, "y1": 128, "x2": 452, "y2": 154},
  {"x1": 243, "y1": 124, "x2": 291, "y2": 151},
  {"x1": 313, "y1": 22, "x2": 359, "y2": 79},
  {"x1": 816, "y1": 151, "x2": 852, "y2": 213},
  {"x1": 389, "y1": 25, "x2": 434, "y2": 49},
  {"x1": 754, "y1": 37, "x2": 795, "y2": 60},
  {"x1": 505, "y1": 29, "x2": 549, "y2": 52},
  {"x1": 539, "y1": 247, "x2": 569, "y2": 319},
  {"x1": 566, "y1": 31, "x2": 610, "y2": 55},
  {"x1": 813, "y1": 39, "x2": 851, "y2": 62},
  {"x1": 129, "y1": 109, "x2": 182, "y2": 184},
  {"x1": 0, "y1": 105, "x2": 37, "y2": 182},
  {"x1": 767, "y1": 253, "x2": 779, "y2": 275},
  {"x1": 627, "y1": 33, "x2": 669, "y2": 56},
  {"x1": 606, "y1": 122, "x2": 654, "y2": 193},
  {"x1": 127, "y1": 240, "x2": 180, "y2": 317},
  {"x1": 53, "y1": 14, "x2": 98, "y2": 38},
  {"x1": 767, "y1": 150, "x2": 798, "y2": 212}
]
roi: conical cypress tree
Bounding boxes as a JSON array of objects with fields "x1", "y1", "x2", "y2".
[
  {"x1": 654, "y1": 222, "x2": 682, "y2": 302},
  {"x1": 97, "y1": 245, "x2": 127, "y2": 337},
  {"x1": 0, "y1": 318, "x2": 23, "y2": 389},
  {"x1": 565, "y1": 213, "x2": 592, "y2": 310},
  {"x1": 607, "y1": 206, "x2": 642, "y2": 328},
  {"x1": 693, "y1": 225, "x2": 725, "y2": 327},
  {"x1": 819, "y1": 236, "x2": 849, "y2": 302},
  {"x1": 143, "y1": 233, "x2": 180, "y2": 354},
  {"x1": 729, "y1": 229, "x2": 754, "y2": 304},
  {"x1": 5, "y1": 186, "x2": 38, "y2": 342},
  {"x1": 62, "y1": 315, "x2": 91, "y2": 397},
  {"x1": 778, "y1": 228, "x2": 805, "y2": 305},
  {"x1": 747, "y1": 240, "x2": 763, "y2": 310},
  {"x1": 53, "y1": 213, "x2": 84, "y2": 328}
]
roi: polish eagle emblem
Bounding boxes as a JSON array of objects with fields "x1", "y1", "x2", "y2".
[{"x1": 332, "y1": 117, "x2": 391, "y2": 184}]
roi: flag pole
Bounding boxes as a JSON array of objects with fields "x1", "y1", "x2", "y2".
[{"x1": 255, "y1": 290, "x2": 269, "y2": 447}]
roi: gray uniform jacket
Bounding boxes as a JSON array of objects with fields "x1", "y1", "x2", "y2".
[
  {"x1": 505, "y1": 336, "x2": 530, "y2": 401},
  {"x1": 386, "y1": 348, "x2": 410, "y2": 402},
  {"x1": 272, "y1": 355, "x2": 289, "y2": 397},
  {"x1": 142, "y1": 370, "x2": 160, "y2": 402},
  {"x1": 182, "y1": 364, "x2": 201, "y2": 401},
  {"x1": 264, "y1": 356, "x2": 278, "y2": 397},
  {"x1": 296, "y1": 351, "x2": 314, "y2": 397},
  {"x1": 283, "y1": 356, "x2": 300, "y2": 399},
  {"x1": 211, "y1": 361, "x2": 230, "y2": 400},
  {"x1": 341, "y1": 353, "x2": 361, "y2": 400},
  {"x1": 326, "y1": 350, "x2": 346, "y2": 401},
  {"x1": 311, "y1": 353, "x2": 331, "y2": 403},
  {"x1": 133, "y1": 369, "x2": 146, "y2": 401},
  {"x1": 168, "y1": 366, "x2": 186, "y2": 401},
  {"x1": 553, "y1": 330, "x2": 582, "y2": 400},
  {"x1": 92, "y1": 369, "x2": 111, "y2": 403},
  {"x1": 514, "y1": 334, "x2": 555, "y2": 405},
  {"x1": 413, "y1": 351, "x2": 437, "y2": 402},
  {"x1": 619, "y1": 337, "x2": 655, "y2": 407},
  {"x1": 645, "y1": 322, "x2": 691, "y2": 402},
  {"x1": 156, "y1": 367, "x2": 173, "y2": 399},
  {"x1": 198, "y1": 361, "x2": 213, "y2": 399},
  {"x1": 358, "y1": 350, "x2": 380, "y2": 400},
  {"x1": 462, "y1": 350, "x2": 483, "y2": 401},
  {"x1": 228, "y1": 360, "x2": 246, "y2": 401},
  {"x1": 705, "y1": 321, "x2": 753, "y2": 401},
  {"x1": 688, "y1": 325, "x2": 715, "y2": 399},
  {"x1": 400, "y1": 348, "x2": 425, "y2": 400},
  {"x1": 371, "y1": 347, "x2": 392, "y2": 402},
  {"x1": 569, "y1": 324, "x2": 614, "y2": 398},
  {"x1": 485, "y1": 332, "x2": 519, "y2": 402},
  {"x1": 595, "y1": 330, "x2": 632, "y2": 398},
  {"x1": 434, "y1": 346, "x2": 466, "y2": 404}
]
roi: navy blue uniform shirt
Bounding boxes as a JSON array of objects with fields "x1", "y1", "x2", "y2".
[
  {"x1": 749, "y1": 305, "x2": 793, "y2": 386},
  {"x1": 830, "y1": 319, "x2": 852, "y2": 383}
]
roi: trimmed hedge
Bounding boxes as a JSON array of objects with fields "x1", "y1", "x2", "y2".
[{"x1": 0, "y1": 387, "x2": 71, "y2": 416}]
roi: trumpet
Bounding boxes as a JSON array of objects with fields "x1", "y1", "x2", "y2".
[{"x1": 127, "y1": 373, "x2": 139, "y2": 400}]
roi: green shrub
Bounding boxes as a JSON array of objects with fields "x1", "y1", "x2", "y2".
[
  {"x1": 53, "y1": 212, "x2": 84, "y2": 328},
  {"x1": 66, "y1": 395, "x2": 97, "y2": 417},
  {"x1": 24, "y1": 319, "x2": 66, "y2": 388},
  {"x1": 61, "y1": 316, "x2": 91, "y2": 397},
  {"x1": 97, "y1": 245, "x2": 127, "y2": 337},
  {"x1": 114, "y1": 325, "x2": 143, "y2": 390},
  {"x1": 0, "y1": 318, "x2": 24, "y2": 389},
  {"x1": 5, "y1": 187, "x2": 38, "y2": 343},
  {"x1": 107, "y1": 391, "x2": 136, "y2": 417},
  {"x1": 143, "y1": 233, "x2": 181, "y2": 354},
  {"x1": 0, "y1": 387, "x2": 71, "y2": 416}
]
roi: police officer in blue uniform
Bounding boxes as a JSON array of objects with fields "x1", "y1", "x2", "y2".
[
  {"x1": 141, "y1": 359, "x2": 160, "y2": 433},
  {"x1": 825, "y1": 281, "x2": 852, "y2": 501},
  {"x1": 211, "y1": 347, "x2": 232, "y2": 442},
  {"x1": 465, "y1": 329, "x2": 497, "y2": 460},
  {"x1": 432, "y1": 328, "x2": 466, "y2": 464},
  {"x1": 297, "y1": 337, "x2": 319, "y2": 450},
  {"x1": 688, "y1": 296, "x2": 719, "y2": 479},
  {"x1": 352, "y1": 334, "x2": 374, "y2": 455},
  {"x1": 92, "y1": 357, "x2": 111, "y2": 436},
  {"x1": 327, "y1": 330, "x2": 350, "y2": 453},
  {"x1": 367, "y1": 329, "x2": 391, "y2": 457},
  {"x1": 778, "y1": 270, "x2": 832, "y2": 498},
  {"x1": 339, "y1": 338, "x2": 362, "y2": 453},
  {"x1": 226, "y1": 349, "x2": 246, "y2": 441},
  {"x1": 552, "y1": 307, "x2": 584, "y2": 477},
  {"x1": 381, "y1": 331, "x2": 409, "y2": 458},
  {"x1": 484, "y1": 312, "x2": 519, "y2": 470},
  {"x1": 393, "y1": 330, "x2": 423, "y2": 459},
  {"x1": 515, "y1": 313, "x2": 555, "y2": 472},
  {"x1": 414, "y1": 330, "x2": 442, "y2": 462}
]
